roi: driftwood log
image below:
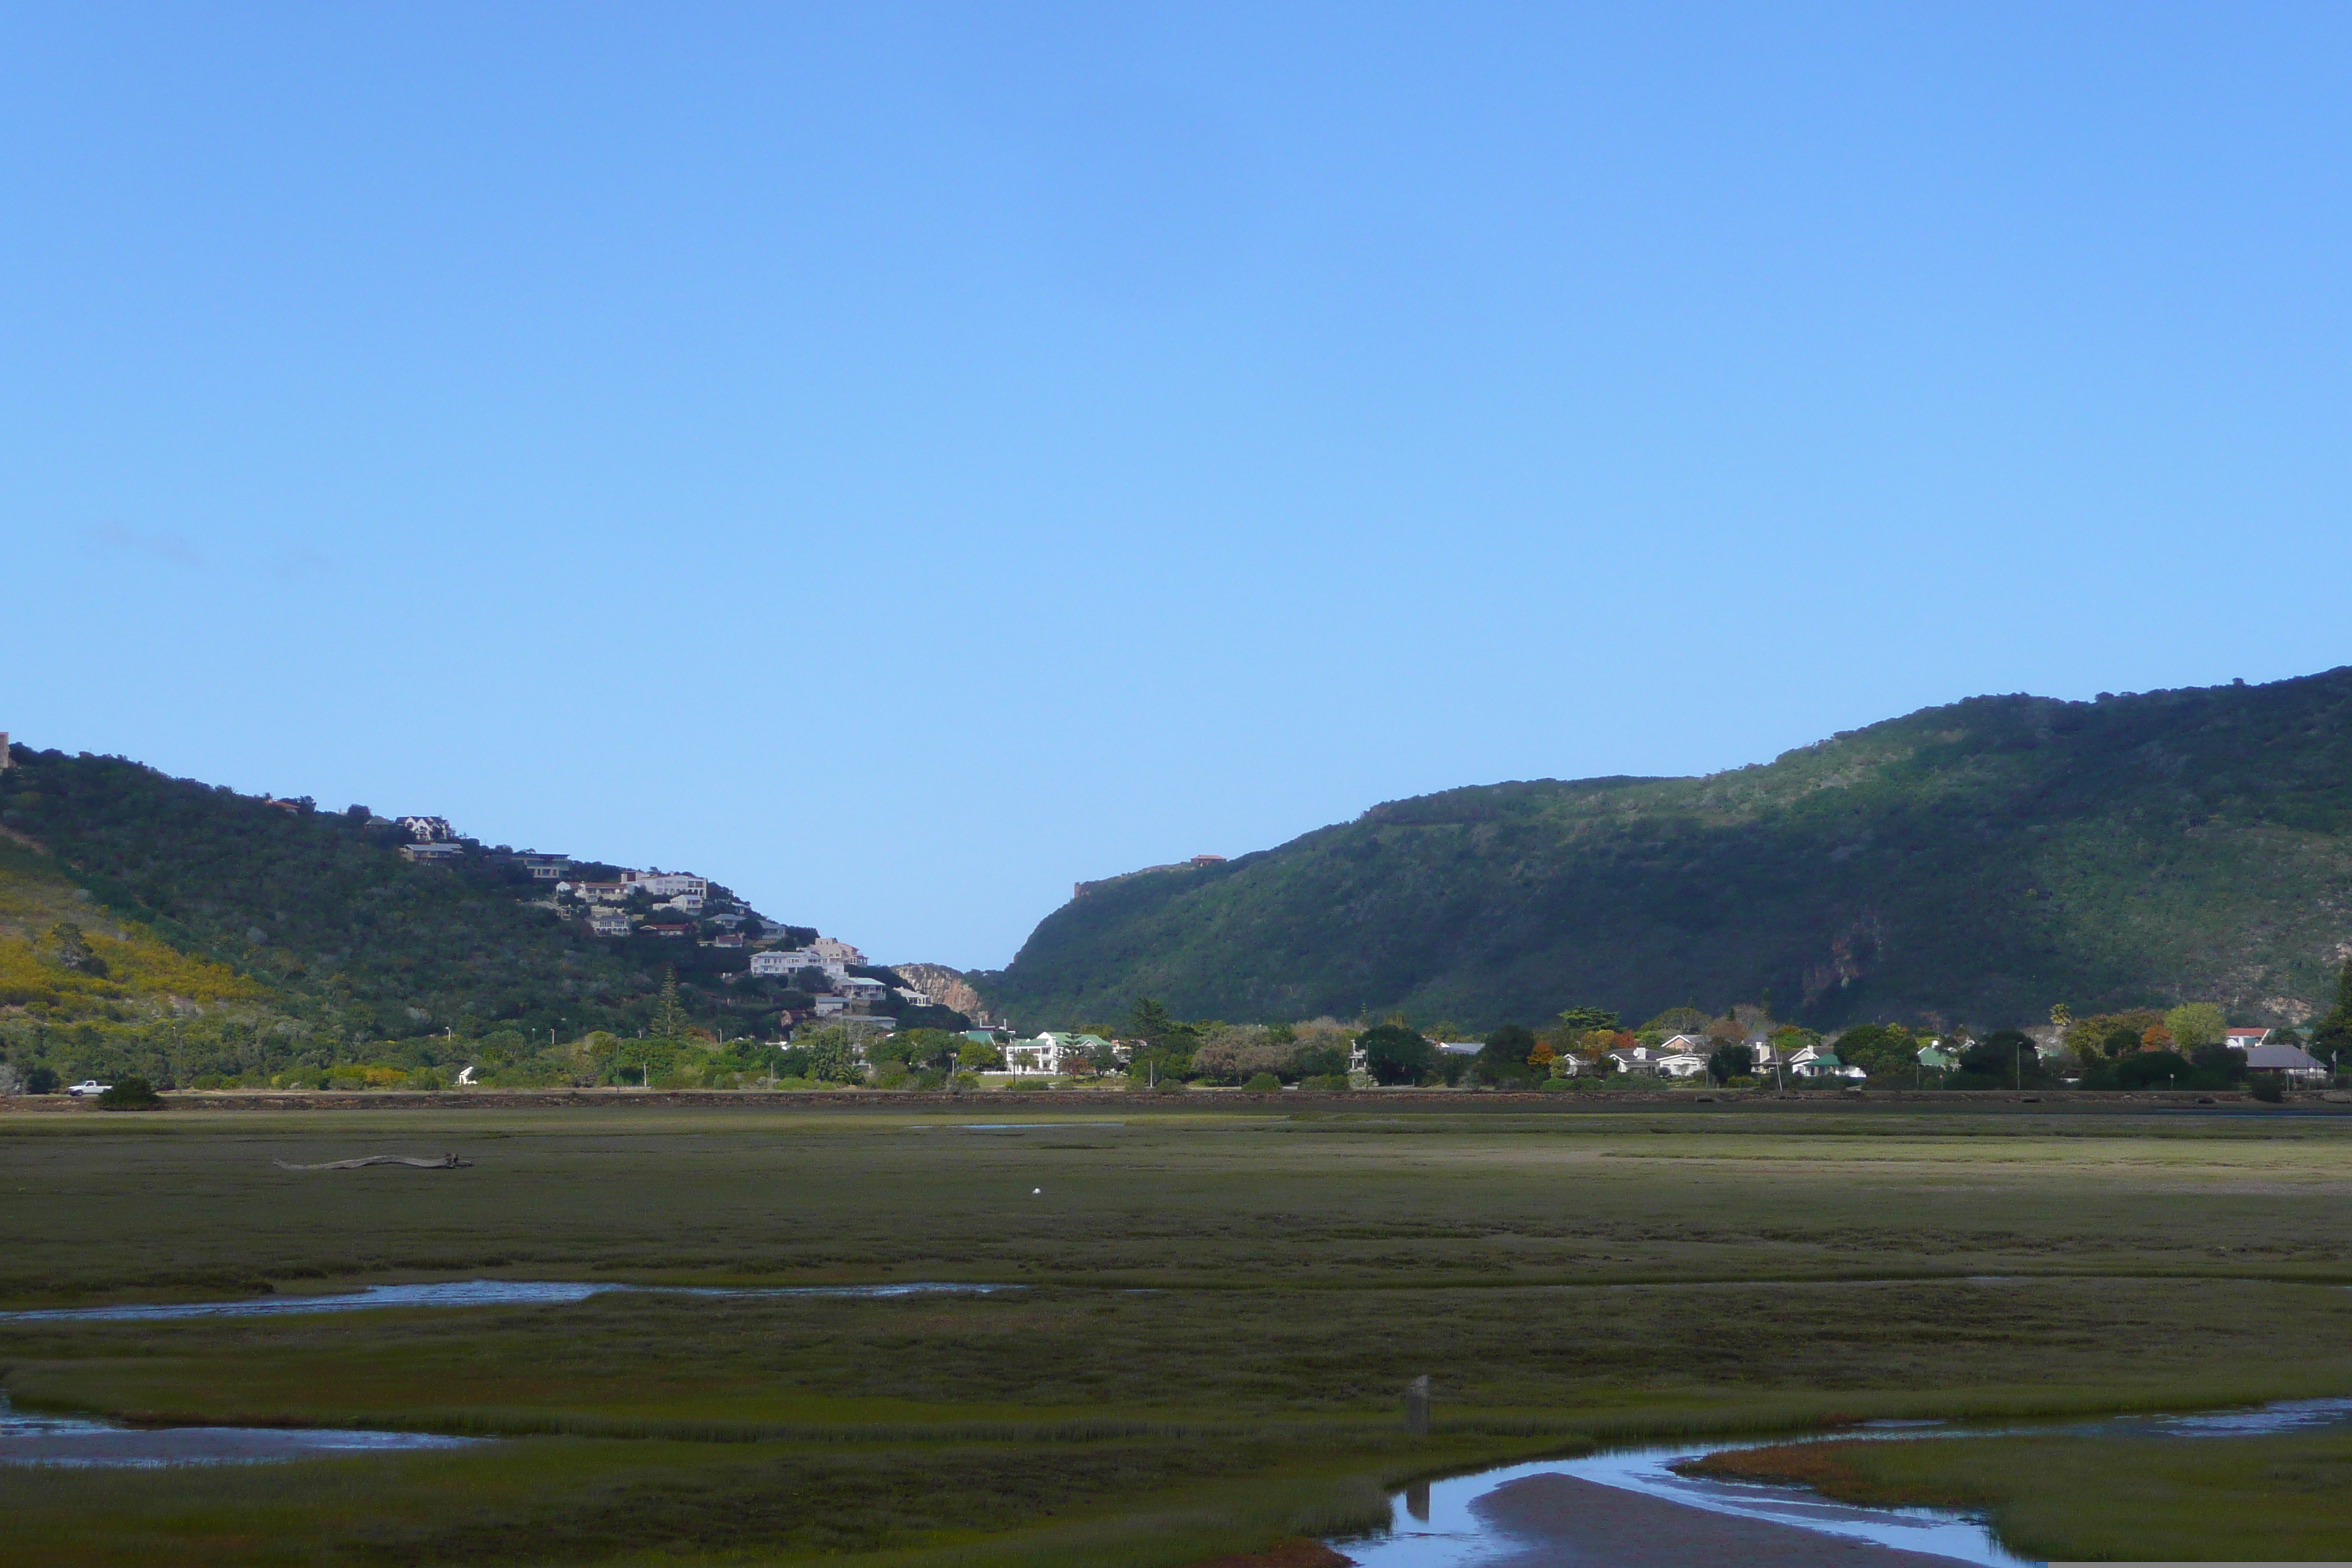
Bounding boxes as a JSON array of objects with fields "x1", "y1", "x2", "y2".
[{"x1": 271, "y1": 1154, "x2": 473, "y2": 1170}]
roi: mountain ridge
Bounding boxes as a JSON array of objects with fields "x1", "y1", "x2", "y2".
[{"x1": 979, "y1": 669, "x2": 2352, "y2": 1031}]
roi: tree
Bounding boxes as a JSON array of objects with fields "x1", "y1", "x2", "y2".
[
  {"x1": 792, "y1": 1026, "x2": 863, "y2": 1084},
  {"x1": 872, "y1": 1028, "x2": 961, "y2": 1075},
  {"x1": 1126, "y1": 998, "x2": 1198, "y2": 1055},
  {"x1": 1554, "y1": 1006, "x2": 1621, "y2": 1035},
  {"x1": 1287, "y1": 1023, "x2": 1353, "y2": 1080},
  {"x1": 2164, "y1": 1003, "x2": 2228, "y2": 1051},
  {"x1": 1959, "y1": 1030, "x2": 2042, "y2": 1088},
  {"x1": 1577, "y1": 1028, "x2": 1627, "y2": 1062},
  {"x1": 48, "y1": 922, "x2": 108, "y2": 977},
  {"x1": 651, "y1": 968, "x2": 691, "y2": 1040},
  {"x1": 1833, "y1": 1024, "x2": 1916, "y2": 1079},
  {"x1": 2312, "y1": 960, "x2": 2352, "y2": 1058},
  {"x1": 2188, "y1": 1042, "x2": 2247, "y2": 1085},
  {"x1": 1194, "y1": 1024, "x2": 1290, "y2": 1084},
  {"x1": 1476, "y1": 1024, "x2": 1537, "y2": 1081},
  {"x1": 1708, "y1": 1043, "x2": 1753, "y2": 1084},
  {"x1": 1358, "y1": 1023, "x2": 1436, "y2": 1085},
  {"x1": 1477, "y1": 1025, "x2": 1533, "y2": 1071},
  {"x1": 2117, "y1": 1050, "x2": 2195, "y2": 1090}
]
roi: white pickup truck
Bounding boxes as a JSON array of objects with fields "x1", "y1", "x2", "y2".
[{"x1": 66, "y1": 1080, "x2": 112, "y2": 1098}]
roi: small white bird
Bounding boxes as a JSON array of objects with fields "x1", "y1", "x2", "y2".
[{"x1": 1032, "y1": 1187, "x2": 1041, "y2": 1194}]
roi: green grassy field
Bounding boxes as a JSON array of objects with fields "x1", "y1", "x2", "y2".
[
  {"x1": 5, "y1": 1101, "x2": 2352, "y2": 1564},
  {"x1": 1692, "y1": 1428, "x2": 2352, "y2": 1561}
]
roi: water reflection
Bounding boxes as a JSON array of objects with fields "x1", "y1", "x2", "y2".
[
  {"x1": 0, "y1": 1393, "x2": 480, "y2": 1469},
  {"x1": 0, "y1": 1279, "x2": 1021, "y2": 1322},
  {"x1": 1333, "y1": 1396, "x2": 2352, "y2": 1568}
]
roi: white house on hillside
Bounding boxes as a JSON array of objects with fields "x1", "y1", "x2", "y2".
[{"x1": 624, "y1": 870, "x2": 708, "y2": 900}]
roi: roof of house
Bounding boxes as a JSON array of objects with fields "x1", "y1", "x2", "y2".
[{"x1": 2246, "y1": 1043, "x2": 2326, "y2": 1071}]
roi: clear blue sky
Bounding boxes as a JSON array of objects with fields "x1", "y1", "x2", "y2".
[{"x1": 6, "y1": 4, "x2": 2349, "y2": 970}]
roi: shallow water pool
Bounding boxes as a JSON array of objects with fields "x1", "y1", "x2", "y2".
[
  {"x1": 0, "y1": 1394, "x2": 480, "y2": 1469},
  {"x1": 0, "y1": 1279, "x2": 1021, "y2": 1322}
]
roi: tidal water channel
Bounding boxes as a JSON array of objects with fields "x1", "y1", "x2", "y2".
[
  {"x1": 0, "y1": 1279, "x2": 1019, "y2": 1466},
  {"x1": 0, "y1": 1278, "x2": 1019, "y2": 1322},
  {"x1": 1330, "y1": 1398, "x2": 2352, "y2": 1567},
  {"x1": 0, "y1": 1392, "x2": 481, "y2": 1468}
]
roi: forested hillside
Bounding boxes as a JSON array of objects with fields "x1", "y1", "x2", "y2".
[
  {"x1": 981, "y1": 669, "x2": 2352, "y2": 1032},
  {"x1": 0, "y1": 747, "x2": 805, "y2": 1085}
]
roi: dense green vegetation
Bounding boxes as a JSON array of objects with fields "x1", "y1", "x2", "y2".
[
  {"x1": 0, "y1": 746, "x2": 925, "y2": 1090},
  {"x1": 4, "y1": 1101, "x2": 2352, "y2": 1564},
  {"x1": 1692, "y1": 1428, "x2": 2352, "y2": 1561},
  {"x1": 986, "y1": 668, "x2": 2352, "y2": 1032}
]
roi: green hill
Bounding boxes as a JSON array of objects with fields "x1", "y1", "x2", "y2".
[
  {"x1": 0, "y1": 746, "x2": 857, "y2": 1088},
  {"x1": 981, "y1": 669, "x2": 2352, "y2": 1032}
]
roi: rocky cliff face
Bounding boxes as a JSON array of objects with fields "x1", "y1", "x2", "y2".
[{"x1": 890, "y1": 962, "x2": 987, "y2": 1020}]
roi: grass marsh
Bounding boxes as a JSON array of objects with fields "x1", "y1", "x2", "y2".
[
  {"x1": 1692, "y1": 1428, "x2": 2352, "y2": 1561},
  {"x1": 4, "y1": 1101, "x2": 2351, "y2": 1563}
]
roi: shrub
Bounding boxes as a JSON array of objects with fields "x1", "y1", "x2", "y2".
[
  {"x1": 1359, "y1": 1023, "x2": 1436, "y2": 1085},
  {"x1": 2250, "y1": 1076, "x2": 2285, "y2": 1103},
  {"x1": 1242, "y1": 1072, "x2": 1281, "y2": 1092},
  {"x1": 23, "y1": 1066, "x2": 59, "y2": 1095},
  {"x1": 97, "y1": 1077, "x2": 162, "y2": 1110},
  {"x1": 2117, "y1": 1050, "x2": 2197, "y2": 1090}
]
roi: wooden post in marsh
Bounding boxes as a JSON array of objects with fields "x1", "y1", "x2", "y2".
[{"x1": 1403, "y1": 1374, "x2": 1430, "y2": 1436}]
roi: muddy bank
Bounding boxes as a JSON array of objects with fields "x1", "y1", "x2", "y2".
[{"x1": 1465, "y1": 1472, "x2": 1978, "y2": 1567}]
